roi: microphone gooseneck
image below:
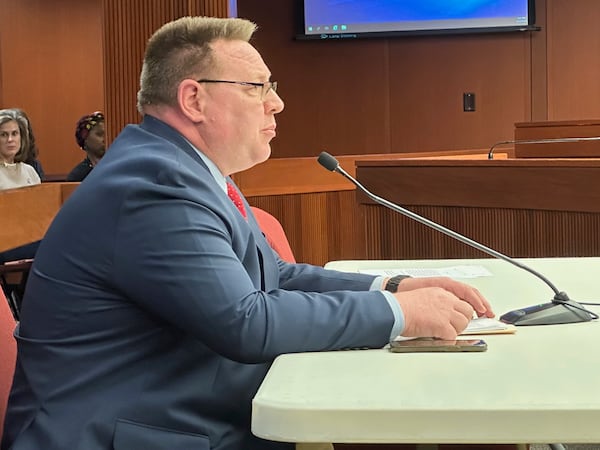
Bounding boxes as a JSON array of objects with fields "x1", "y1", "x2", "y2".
[
  {"x1": 488, "y1": 136, "x2": 600, "y2": 159},
  {"x1": 318, "y1": 151, "x2": 597, "y2": 325}
]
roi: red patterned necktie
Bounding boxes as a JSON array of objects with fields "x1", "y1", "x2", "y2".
[{"x1": 227, "y1": 182, "x2": 247, "y2": 219}]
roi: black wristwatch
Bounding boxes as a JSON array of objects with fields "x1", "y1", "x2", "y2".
[{"x1": 384, "y1": 275, "x2": 410, "y2": 293}]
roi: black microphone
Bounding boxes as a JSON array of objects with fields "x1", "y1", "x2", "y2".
[
  {"x1": 488, "y1": 136, "x2": 600, "y2": 159},
  {"x1": 317, "y1": 151, "x2": 598, "y2": 326}
]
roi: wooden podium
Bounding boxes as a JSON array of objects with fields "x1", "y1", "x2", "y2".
[
  {"x1": 355, "y1": 158, "x2": 600, "y2": 260},
  {"x1": 514, "y1": 119, "x2": 600, "y2": 157}
]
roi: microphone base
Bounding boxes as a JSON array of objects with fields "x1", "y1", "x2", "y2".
[{"x1": 500, "y1": 299, "x2": 593, "y2": 326}]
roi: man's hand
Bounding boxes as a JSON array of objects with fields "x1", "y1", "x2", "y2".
[{"x1": 392, "y1": 277, "x2": 494, "y2": 340}]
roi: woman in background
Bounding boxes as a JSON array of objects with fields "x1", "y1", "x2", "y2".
[
  {"x1": 0, "y1": 109, "x2": 44, "y2": 310},
  {"x1": 0, "y1": 109, "x2": 41, "y2": 190},
  {"x1": 66, "y1": 111, "x2": 105, "y2": 181},
  {"x1": 13, "y1": 108, "x2": 45, "y2": 180}
]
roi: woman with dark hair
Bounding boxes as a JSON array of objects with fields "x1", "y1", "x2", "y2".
[
  {"x1": 66, "y1": 111, "x2": 105, "y2": 181},
  {"x1": 0, "y1": 109, "x2": 41, "y2": 190}
]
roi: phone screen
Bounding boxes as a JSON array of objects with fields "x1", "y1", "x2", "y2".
[{"x1": 389, "y1": 337, "x2": 487, "y2": 353}]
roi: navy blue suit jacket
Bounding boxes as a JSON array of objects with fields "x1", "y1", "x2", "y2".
[{"x1": 2, "y1": 116, "x2": 394, "y2": 450}]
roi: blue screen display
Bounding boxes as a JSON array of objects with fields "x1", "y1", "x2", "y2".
[{"x1": 302, "y1": 0, "x2": 533, "y2": 38}]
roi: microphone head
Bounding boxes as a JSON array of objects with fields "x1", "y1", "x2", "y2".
[{"x1": 317, "y1": 151, "x2": 339, "y2": 171}]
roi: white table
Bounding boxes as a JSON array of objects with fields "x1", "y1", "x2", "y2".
[{"x1": 252, "y1": 257, "x2": 600, "y2": 446}]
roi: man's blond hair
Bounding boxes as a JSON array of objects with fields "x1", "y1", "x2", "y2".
[{"x1": 137, "y1": 16, "x2": 257, "y2": 113}]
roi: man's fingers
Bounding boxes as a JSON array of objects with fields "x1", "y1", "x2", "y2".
[
  {"x1": 448, "y1": 308, "x2": 472, "y2": 336},
  {"x1": 434, "y1": 323, "x2": 459, "y2": 341},
  {"x1": 454, "y1": 299, "x2": 475, "y2": 320},
  {"x1": 396, "y1": 277, "x2": 495, "y2": 318},
  {"x1": 470, "y1": 287, "x2": 495, "y2": 317},
  {"x1": 396, "y1": 287, "x2": 477, "y2": 339}
]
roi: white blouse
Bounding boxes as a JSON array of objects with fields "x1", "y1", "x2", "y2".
[{"x1": 0, "y1": 162, "x2": 41, "y2": 190}]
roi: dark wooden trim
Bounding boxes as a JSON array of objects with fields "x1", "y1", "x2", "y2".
[{"x1": 356, "y1": 158, "x2": 600, "y2": 213}]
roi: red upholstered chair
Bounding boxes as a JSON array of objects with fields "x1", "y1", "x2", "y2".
[
  {"x1": 250, "y1": 207, "x2": 296, "y2": 263},
  {"x1": 0, "y1": 288, "x2": 17, "y2": 440}
]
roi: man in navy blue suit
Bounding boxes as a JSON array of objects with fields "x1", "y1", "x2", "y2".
[{"x1": 2, "y1": 16, "x2": 494, "y2": 450}]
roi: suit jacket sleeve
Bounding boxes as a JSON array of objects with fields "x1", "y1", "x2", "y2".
[{"x1": 108, "y1": 164, "x2": 392, "y2": 363}]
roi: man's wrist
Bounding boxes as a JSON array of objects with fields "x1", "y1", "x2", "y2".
[{"x1": 384, "y1": 275, "x2": 411, "y2": 293}]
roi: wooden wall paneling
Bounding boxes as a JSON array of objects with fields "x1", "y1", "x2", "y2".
[
  {"x1": 388, "y1": 32, "x2": 533, "y2": 153},
  {"x1": 546, "y1": 0, "x2": 600, "y2": 120},
  {"x1": 237, "y1": 0, "x2": 539, "y2": 158},
  {"x1": 237, "y1": 151, "x2": 499, "y2": 265},
  {"x1": 530, "y1": 0, "x2": 548, "y2": 121},
  {"x1": 364, "y1": 206, "x2": 600, "y2": 260},
  {"x1": 0, "y1": 0, "x2": 228, "y2": 174},
  {"x1": 298, "y1": 192, "x2": 329, "y2": 265},
  {"x1": 247, "y1": 190, "x2": 365, "y2": 267},
  {"x1": 0, "y1": 0, "x2": 104, "y2": 175},
  {"x1": 103, "y1": 0, "x2": 177, "y2": 144},
  {"x1": 102, "y1": 0, "x2": 231, "y2": 146},
  {"x1": 324, "y1": 190, "x2": 366, "y2": 262},
  {"x1": 185, "y1": 0, "x2": 230, "y2": 16},
  {"x1": 0, "y1": 17, "x2": 3, "y2": 107},
  {"x1": 237, "y1": 0, "x2": 392, "y2": 158},
  {"x1": 4, "y1": 0, "x2": 600, "y2": 174}
]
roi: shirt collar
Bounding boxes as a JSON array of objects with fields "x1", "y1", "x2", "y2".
[{"x1": 184, "y1": 138, "x2": 227, "y2": 194}]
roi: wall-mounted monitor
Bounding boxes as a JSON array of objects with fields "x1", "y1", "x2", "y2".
[
  {"x1": 229, "y1": 0, "x2": 238, "y2": 17},
  {"x1": 297, "y1": 0, "x2": 538, "y2": 40}
]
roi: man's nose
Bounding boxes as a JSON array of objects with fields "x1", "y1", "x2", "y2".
[{"x1": 266, "y1": 90, "x2": 285, "y2": 114}]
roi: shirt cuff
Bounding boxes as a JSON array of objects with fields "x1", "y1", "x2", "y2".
[{"x1": 369, "y1": 275, "x2": 386, "y2": 291}]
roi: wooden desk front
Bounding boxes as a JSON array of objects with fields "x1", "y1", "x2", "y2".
[
  {"x1": 0, "y1": 183, "x2": 79, "y2": 252},
  {"x1": 355, "y1": 158, "x2": 600, "y2": 260}
]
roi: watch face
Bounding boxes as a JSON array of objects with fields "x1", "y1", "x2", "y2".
[
  {"x1": 385, "y1": 275, "x2": 408, "y2": 293},
  {"x1": 385, "y1": 277, "x2": 400, "y2": 293}
]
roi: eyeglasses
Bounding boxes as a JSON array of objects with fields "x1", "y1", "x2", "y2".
[{"x1": 197, "y1": 79, "x2": 278, "y2": 100}]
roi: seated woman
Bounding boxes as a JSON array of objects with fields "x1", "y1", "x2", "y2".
[
  {"x1": 66, "y1": 111, "x2": 105, "y2": 181},
  {"x1": 13, "y1": 108, "x2": 45, "y2": 181},
  {"x1": 0, "y1": 109, "x2": 41, "y2": 190},
  {"x1": 0, "y1": 109, "x2": 43, "y2": 311}
]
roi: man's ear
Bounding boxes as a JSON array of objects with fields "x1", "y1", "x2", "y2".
[{"x1": 178, "y1": 79, "x2": 206, "y2": 123}]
